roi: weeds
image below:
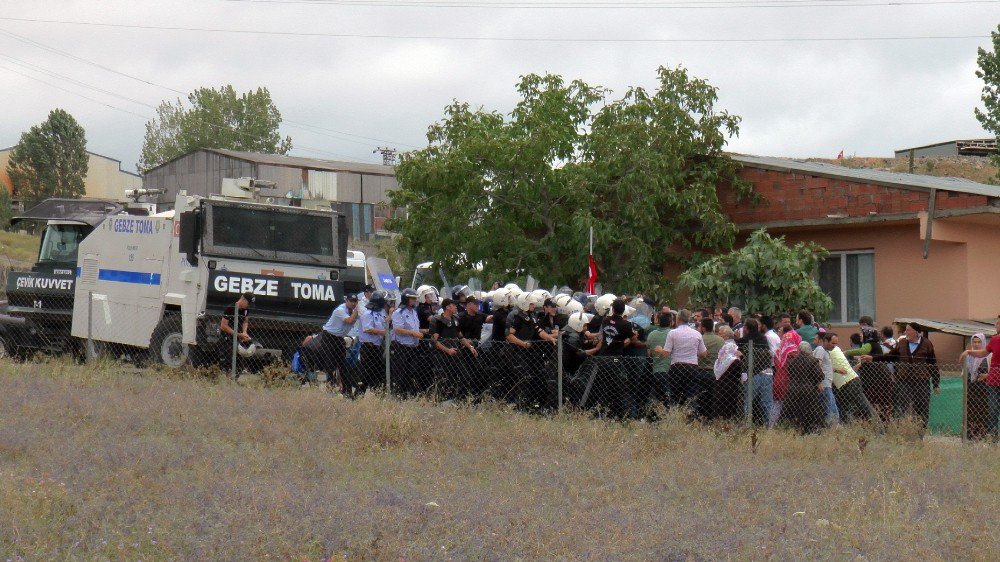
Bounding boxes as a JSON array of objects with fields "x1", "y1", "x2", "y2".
[{"x1": 0, "y1": 359, "x2": 997, "y2": 560}]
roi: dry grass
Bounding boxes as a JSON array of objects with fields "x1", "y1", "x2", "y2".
[
  {"x1": 807, "y1": 156, "x2": 998, "y2": 184},
  {"x1": 1, "y1": 358, "x2": 998, "y2": 560},
  {"x1": 0, "y1": 229, "x2": 38, "y2": 269}
]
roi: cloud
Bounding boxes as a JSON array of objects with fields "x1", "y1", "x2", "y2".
[{"x1": 0, "y1": 0, "x2": 994, "y2": 171}]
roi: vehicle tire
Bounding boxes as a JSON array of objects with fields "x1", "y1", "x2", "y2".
[{"x1": 150, "y1": 315, "x2": 191, "y2": 368}]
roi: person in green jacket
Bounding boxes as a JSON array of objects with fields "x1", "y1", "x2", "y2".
[
  {"x1": 646, "y1": 310, "x2": 675, "y2": 408},
  {"x1": 794, "y1": 310, "x2": 819, "y2": 349}
]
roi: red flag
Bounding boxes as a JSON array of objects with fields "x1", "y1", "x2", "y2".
[
  {"x1": 586, "y1": 255, "x2": 598, "y2": 294},
  {"x1": 836, "y1": 150, "x2": 844, "y2": 160}
]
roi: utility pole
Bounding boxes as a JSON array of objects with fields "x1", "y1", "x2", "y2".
[{"x1": 374, "y1": 147, "x2": 397, "y2": 166}]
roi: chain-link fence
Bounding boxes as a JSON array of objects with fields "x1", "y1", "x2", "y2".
[{"x1": 1, "y1": 298, "x2": 997, "y2": 442}]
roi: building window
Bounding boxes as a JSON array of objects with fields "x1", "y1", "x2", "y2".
[{"x1": 817, "y1": 250, "x2": 875, "y2": 324}]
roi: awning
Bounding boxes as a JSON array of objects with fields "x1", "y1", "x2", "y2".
[
  {"x1": 893, "y1": 318, "x2": 997, "y2": 338},
  {"x1": 11, "y1": 198, "x2": 123, "y2": 227}
]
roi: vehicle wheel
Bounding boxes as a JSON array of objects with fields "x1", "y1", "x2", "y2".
[{"x1": 150, "y1": 316, "x2": 191, "y2": 368}]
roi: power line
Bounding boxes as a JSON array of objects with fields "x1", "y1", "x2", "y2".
[
  {"x1": 0, "y1": 62, "x2": 150, "y2": 120},
  {"x1": 0, "y1": 16, "x2": 988, "y2": 42},
  {"x1": 223, "y1": 0, "x2": 1000, "y2": 6},
  {"x1": 0, "y1": 61, "x2": 376, "y2": 163},
  {"x1": 0, "y1": 27, "x2": 421, "y2": 149},
  {"x1": 0, "y1": 52, "x2": 157, "y2": 110}
]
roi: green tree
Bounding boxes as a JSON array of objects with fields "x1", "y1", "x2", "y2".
[
  {"x1": 6, "y1": 108, "x2": 89, "y2": 207},
  {"x1": 976, "y1": 24, "x2": 1000, "y2": 181},
  {"x1": 0, "y1": 183, "x2": 12, "y2": 229},
  {"x1": 388, "y1": 67, "x2": 756, "y2": 299},
  {"x1": 678, "y1": 229, "x2": 833, "y2": 320},
  {"x1": 139, "y1": 85, "x2": 292, "y2": 173}
]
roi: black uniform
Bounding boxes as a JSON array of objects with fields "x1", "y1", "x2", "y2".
[
  {"x1": 596, "y1": 314, "x2": 636, "y2": 417},
  {"x1": 539, "y1": 313, "x2": 568, "y2": 336},
  {"x1": 220, "y1": 304, "x2": 250, "y2": 368},
  {"x1": 429, "y1": 313, "x2": 469, "y2": 397},
  {"x1": 508, "y1": 311, "x2": 548, "y2": 408},
  {"x1": 458, "y1": 310, "x2": 487, "y2": 344},
  {"x1": 417, "y1": 302, "x2": 436, "y2": 330}
]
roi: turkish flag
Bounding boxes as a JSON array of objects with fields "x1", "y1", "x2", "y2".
[
  {"x1": 586, "y1": 255, "x2": 598, "y2": 294},
  {"x1": 836, "y1": 150, "x2": 844, "y2": 160}
]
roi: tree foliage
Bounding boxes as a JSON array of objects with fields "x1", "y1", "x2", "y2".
[
  {"x1": 139, "y1": 85, "x2": 292, "y2": 173},
  {"x1": 679, "y1": 229, "x2": 833, "y2": 320},
  {"x1": 975, "y1": 25, "x2": 1000, "y2": 180},
  {"x1": 0, "y1": 182, "x2": 12, "y2": 229},
  {"x1": 6, "y1": 108, "x2": 89, "y2": 208},
  {"x1": 388, "y1": 66, "x2": 755, "y2": 298}
]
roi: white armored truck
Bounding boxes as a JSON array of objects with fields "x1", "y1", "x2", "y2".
[
  {"x1": 70, "y1": 191, "x2": 352, "y2": 367},
  {"x1": 0, "y1": 199, "x2": 135, "y2": 358}
]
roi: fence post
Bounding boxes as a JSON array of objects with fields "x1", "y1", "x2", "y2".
[
  {"x1": 557, "y1": 331, "x2": 564, "y2": 414},
  {"x1": 230, "y1": 306, "x2": 239, "y2": 380},
  {"x1": 961, "y1": 364, "x2": 969, "y2": 443},
  {"x1": 86, "y1": 290, "x2": 93, "y2": 362},
  {"x1": 745, "y1": 340, "x2": 754, "y2": 428},
  {"x1": 384, "y1": 317, "x2": 392, "y2": 397}
]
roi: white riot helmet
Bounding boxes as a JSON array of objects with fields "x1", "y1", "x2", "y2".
[
  {"x1": 567, "y1": 312, "x2": 594, "y2": 333},
  {"x1": 531, "y1": 289, "x2": 551, "y2": 303},
  {"x1": 416, "y1": 284, "x2": 440, "y2": 304},
  {"x1": 565, "y1": 299, "x2": 584, "y2": 316},
  {"x1": 491, "y1": 287, "x2": 509, "y2": 308},
  {"x1": 515, "y1": 291, "x2": 537, "y2": 312},
  {"x1": 594, "y1": 293, "x2": 618, "y2": 317},
  {"x1": 553, "y1": 294, "x2": 573, "y2": 314},
  {"x1": 504, "y1": 283, "x2": 523, "y2": 300}
]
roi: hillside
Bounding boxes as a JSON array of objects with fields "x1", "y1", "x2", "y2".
[{"x1": 806, "y1": 156, "x2": 998, "y2": 185}]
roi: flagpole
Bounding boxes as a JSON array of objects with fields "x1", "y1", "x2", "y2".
[{"x1": 589, "y1": 226, "x2": 593, "y2": 256}]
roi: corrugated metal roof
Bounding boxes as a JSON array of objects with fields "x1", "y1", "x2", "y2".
[
  {"x1": 733, "y1": 154, "x2": 1000, "y2": 197},
  {"x1": 895, "y1": 138, "x2": 994, "y2": 153},
  {"x1": 893, "y1": 318, "x2": 997, "y2": 338},
  {"x1": 203, "y1": 148, "x2": 395, "y2": 176}
]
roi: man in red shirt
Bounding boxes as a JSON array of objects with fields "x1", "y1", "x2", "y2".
[{"x1": 960, "y1": 315, "x2": 1000, "y2": 440}]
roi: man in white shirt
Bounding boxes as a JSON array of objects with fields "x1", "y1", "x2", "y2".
[{"x1": 657, "y1": 309, "x2": 707, "y2": 410}]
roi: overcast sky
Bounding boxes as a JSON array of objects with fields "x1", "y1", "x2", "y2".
[{"x1": 0, "y1": 0, "x2": 997, "y2": 172}]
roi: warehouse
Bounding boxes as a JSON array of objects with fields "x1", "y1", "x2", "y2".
[{"x1": 142, "y1": 148, "x2": 399, "y2": 241}]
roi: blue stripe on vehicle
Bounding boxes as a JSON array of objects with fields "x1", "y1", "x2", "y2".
[{"x1": 97, "y1": 269, "x2": 162, "y2": 285}]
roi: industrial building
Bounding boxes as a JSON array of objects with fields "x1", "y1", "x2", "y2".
[
  {"x1": 141, "y1": 148, "x2": 399, "y2": 241},
  {"x1": 893, "y1": 138, "x2": 997, "y2": 159},
  {"x1": 0, "y1": 148, "x2": 142, "y2": 211}
]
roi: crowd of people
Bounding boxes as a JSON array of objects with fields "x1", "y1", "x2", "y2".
[{"x1": 272, "y1": 282, "x2": 999, "y2": 439}]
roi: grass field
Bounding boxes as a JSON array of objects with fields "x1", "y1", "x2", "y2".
[
  {"x1": 1, "y1": 359, "x2": 998, "y2": 560},
  {"x1": 0, "y1": 229, "x2": 38, "y2": 268}
]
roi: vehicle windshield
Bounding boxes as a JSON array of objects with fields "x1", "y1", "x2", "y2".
[
  {"x1": 208, "y1": 204, "x2": 336, "y2": 263},
  {"x1": 38, "y1": 224, "x2": 85, "y2": 264}
]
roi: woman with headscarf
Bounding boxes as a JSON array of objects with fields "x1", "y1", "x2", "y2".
[
  {"x1": 713, "y1": 325, "x2": 743, "y2": 420},
  {"x1": 771, "y1": 327, "x2": 802, "y2": 427},
  {"x1": 778, "y1": 341, "x2": 826, "y2": 434},
  {"x1": 965, "y1": 333, "x2": 991, "y2": 440}
]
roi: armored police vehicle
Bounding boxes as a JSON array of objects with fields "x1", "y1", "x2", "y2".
[
  {"x1": 0, "y1": 198, "x2": 133, "y2": 358},
  {"x1": 69, "y1": 189, "x2": 353, "y2": 367}
]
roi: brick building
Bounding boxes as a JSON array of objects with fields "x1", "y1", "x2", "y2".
[{"x1": 717, "y1": 155, "x2": 1000, "y2": 358}]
